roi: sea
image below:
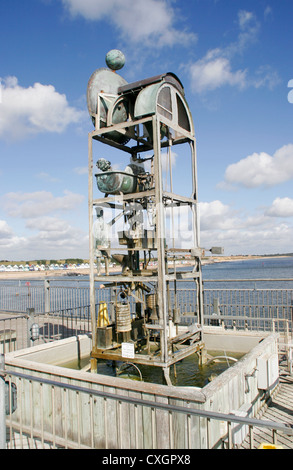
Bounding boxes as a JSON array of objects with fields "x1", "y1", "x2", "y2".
[
  {"x1": 1, "y1": 255, "x2": 293, "y2": 287},
  {"x1": 202, "y1": 256, "x2": 293, "y2": 289},
  {"x1": 62, "y1": 255, "x2": 293, "y2": 288}
]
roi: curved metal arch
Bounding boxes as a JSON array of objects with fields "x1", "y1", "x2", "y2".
[
  {"x1": 107, "y1": 94, "x2": 130, "y2": 127},
  {"x1": 134, "y1": 82, "x2": 194, "y2": 135}
]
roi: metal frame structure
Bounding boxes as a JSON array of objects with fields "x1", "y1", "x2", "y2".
[{"x1": 87, "y1": 66, "x2": 205, "y2": 384}]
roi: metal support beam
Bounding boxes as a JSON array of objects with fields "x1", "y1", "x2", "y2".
[
  {"x1": 0, "y1": 355, "x2": 6, "y2": 449},
  {"x1": 152, "y1": 115, "x2": 168, "y2": 365},
  {"x1": 88, "y1": 132, "x2": 97, "y2": 365}
]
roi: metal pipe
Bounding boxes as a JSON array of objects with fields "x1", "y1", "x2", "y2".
[
  {"x1": 152, "y1": 114, "x2": 168, "y2": 365},
  {"x1": 88, "y1": 133, "x2": 97, "y2": 362},
  {"x1": 0, "y1": 355, "x2": 6, "y2": 449}
]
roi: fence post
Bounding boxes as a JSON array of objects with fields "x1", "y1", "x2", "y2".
[
  {"x1": 0, "y1": 354, "x2": 6, "y2": 449},
  {"x1": 44, "y1": 279, "x2": 50, "y2": 313},
  {"x1": 27, "y1": 308, "x2": 35, "y2": 348}
]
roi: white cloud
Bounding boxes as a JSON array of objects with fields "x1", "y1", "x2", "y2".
[
  {"x1": 0, "y1": 76, "x2": 84, "y2": 140},
  {"x1": 222, "y1": 144, "x2": 293, "y2": 188},
  {"x1": 238, "y1": 10, "x2": 255, "y2": 28},
  {"x1": 0, "y1": 191, "x2": 87, "y2": 259},
  {"x1": 26, "y1": 216, "x2": 88, "y2": 247},
  {"x1": 189, "y1": 50, "x2": 247, "y2": 93},
  {"x1": 264, "y1": 6, "x2": 273, "y2": 20},
  {"x1": 187, "y1": 9, "x2": 279, "y2": 94},
  {"x1": 1, "y1": 190, "x2": 85, "y2": 218},
  {"x1": 0, "y1": 220, "x2": 14, "y2": 240},
  {"x1": 2, "y1": 196, "x2": 293, "y2": 258},
  {"x1": 236, "y1": 10, "x2": 260, "y2": 50},
  {"x1": 199, "y1": 200, "x2": 234, "y2": 230},
  {"x1": 205, "y1": 223, "x2": 293, "y2": 255},
  {"x1": 199, "y1": 200, "x2": 293, "y2": 255},
  {"x1": 161, "y1": 150, "x2": 178, "y2": 174},
  {"x1": 25, "y1": 216, "x2": 72, "y2": 232},
  {"x1": 61, "y1": 0, "x2": 196, "y2": 47},
  {"x1": 253, "y1": 65, "x2": 281, "y2": 90},
  {"x1": 265, "y1": 197, "x2": 293, "y2": 218},
  {"x1": 0, "y1": 220, "x2": 26, "y2": 251},
  {"x1": 0, "y1": 216, "x2": 89, "y2": 260},
  {"x1": 164, "y1": 200, "x2": 242, "y2": 249}
]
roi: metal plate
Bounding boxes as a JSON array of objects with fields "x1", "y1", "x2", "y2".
[{"x1": 87, "y1": 68, "x2": 127, "y2": 120}]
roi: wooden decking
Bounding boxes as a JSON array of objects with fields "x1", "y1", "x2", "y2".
[{"x1": 240, "y1": 357, "x2": 293, "y2": 449}]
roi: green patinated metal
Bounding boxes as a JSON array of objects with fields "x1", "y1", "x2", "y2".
[
  {"x1": 87, "y1": 68, "x2": 129, "y2": 143},
  {"x1": 95, "y1": 171, "x2": 137, "y2": 195},
  {"x1": 105, "y1": 49, "x2": 126, "y2": 71}
]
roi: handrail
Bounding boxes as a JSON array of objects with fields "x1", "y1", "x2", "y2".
[{"x1": 3, "y1": 368, "x2": 293, "y2": 438}]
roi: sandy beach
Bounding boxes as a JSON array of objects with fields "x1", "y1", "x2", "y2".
[{"x1": 0, "y1": 255, "x2": 289, "y2": 280}]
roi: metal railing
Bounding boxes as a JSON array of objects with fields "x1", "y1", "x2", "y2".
[
  {"x1": 203, "y1": 281, "x2": 293, "y2": 333},
  {"x1": 1, "y1": 278, "x2": 293, "y2": 319},
  {"x1": 2, "y1": 367, "x2": 292, "y2": 449},
  {"x1": 0, "y1": 306, "x2": 91, "y2": 353},
  {"x1": 0, "y1": 278, "x2": 293, "y2": 352},
  {"x1": 0, "y1": 280, "x2": 93, "y2": 314}
]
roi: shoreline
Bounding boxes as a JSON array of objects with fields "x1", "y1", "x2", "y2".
[{"x1": 0, "y1": 255, "x2": 290, "y2": 280}]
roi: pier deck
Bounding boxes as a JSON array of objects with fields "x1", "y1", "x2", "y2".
[{"x1": 240, "y1": 358, "x2": 293, "y2": 449}]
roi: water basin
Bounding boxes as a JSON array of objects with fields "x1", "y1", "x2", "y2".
[{"x1": 61, "y1": 350, "x2": 243, "y2": 388}]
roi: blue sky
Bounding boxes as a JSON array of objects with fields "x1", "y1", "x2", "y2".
[{"x1": 0, "y1": 0, "x2": 293, "y2": 260}]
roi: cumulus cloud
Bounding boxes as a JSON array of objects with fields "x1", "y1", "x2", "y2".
[
  {"x1": 0, "y1": 220, "x2": 26, "y2": 251},
  {"x1": 221, "y1": 144, "x2": 293, "y2": 189},
  {"x1": 164, "y1": 200, "x2": 243, "y2": 249},
  {"x1": 0, "y1": 76, "x2": 84, "y2": 140},
  {"x1": 61, "y1": 0, "x2": 196, "y2": 47},
  {"x1": 1, "y1": 190, "x2": 85, "y2": 218},
  {"x1": 188, "y1": 9, "x2": 279, "y2": 94},
  {"x1": 25, "y1": 216, "x2": 72, "y2": 232},
  {"x1": 199, "y1": 200, "x2": 233, "y2": 230},
  {"x1": 199, "y1": 200, "x2": 293, "y2": 255},
  {"x1": 0, "y1": 190, "x2": 87, "y2": 258},
  {"x1": 26, "y1": 216, "x2": 88, "y2": 246},
  {"x1": 0, "y1": 220, "x2": 14, "y2": 240},
  {"x1": 203, "y1": 223, "x2": 293, "y2": 255},
  {"x1": 0, "y1": 215, "x2": 88, "y2": 260},
  {"x1": 0, "y1": 206, "x2": 88, "y2": 260},
  {"x1": 189, "y1": 49, "x2": 247, "y2": 93},
  {"x1": 265, "y1": 197, "x2": 293, "y2": 218}
]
